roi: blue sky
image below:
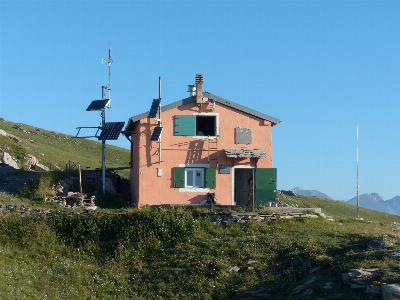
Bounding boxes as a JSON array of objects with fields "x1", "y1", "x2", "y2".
[{"x1": 1, "y1": 1, "x2": 400, "y2": 201}]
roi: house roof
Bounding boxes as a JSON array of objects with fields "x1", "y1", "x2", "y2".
[{"x1": 124, "y1": 91, "x2": 281, "y2": 134}]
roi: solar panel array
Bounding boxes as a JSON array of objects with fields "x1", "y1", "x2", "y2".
[
  {"x1": 148, "y1": 98, "x2": 161, "y2": 118},
  {"x1": 98, "y1": 122, "x2": 125, "y2": 140},
  {"x1": 86, "y1": 99, "x2": 110, "y2": 111},
  {"x1": 150, "y1": 126, "x2": 163, "y2": 141}
]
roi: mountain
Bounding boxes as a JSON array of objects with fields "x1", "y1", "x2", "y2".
[
  {"x1": 383, "y1": 196, "x2": 400, "y2": 215},
  {"x1": 291, "y1": 187, "x2": 332, "y2": 199},
  {"x1": 346, "y1": 193, "x2": 397, "y2": 215}
]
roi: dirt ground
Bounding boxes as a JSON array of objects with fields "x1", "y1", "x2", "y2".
[{"x1": 0, "y1": 163, "x2": 41, "y2": 195}]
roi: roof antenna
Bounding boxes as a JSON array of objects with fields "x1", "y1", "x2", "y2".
[{"x1": 102, "y1": 44, "x2": 113, "y2": 105}]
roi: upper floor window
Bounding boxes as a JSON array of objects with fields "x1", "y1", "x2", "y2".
[{"x1": 174, "y1": 114, "x2": 219, "y2": 137}]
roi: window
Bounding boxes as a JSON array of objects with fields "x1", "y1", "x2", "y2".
[
  {"x1": 174, "y1": 114, "x2": 218, "y2": 137},
  {"x1": 174, "y1": 166, "x2": 216, "y2": 189},
  {"x1": 196, "y1": 116, "x2": 215, "y2": 136},
  {"x1": 185, "y1": 168, "x2": 204, "y2": 188}
]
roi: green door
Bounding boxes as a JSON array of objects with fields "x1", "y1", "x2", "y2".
[
  {"x1": 255, "y1": 168, "x2": 277, "y2": 206},
  {"x1": 174, "y1": 115, "x2": 196, "y2": 136}
]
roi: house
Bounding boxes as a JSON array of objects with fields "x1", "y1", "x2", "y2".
[{"x1": 124, "y1": 74, "x2": 281, "y2": 207}]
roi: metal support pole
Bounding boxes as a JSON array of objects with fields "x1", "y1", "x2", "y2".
[
  {"x1": 102, "y1": 109, "x2": 106, "y2": 194},
  {"x1": 158, "y1": 76, "x2": 162, "y2": 164}
]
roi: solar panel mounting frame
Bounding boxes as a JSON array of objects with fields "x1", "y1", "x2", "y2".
[
  {"x1": 86, "y1": 99, "x2": 111, "y2": 111},
  {"x1": 148, "y1": 98, "x2": 161, "y2": 118},
  {"x1": 98, "y1": 122, "x2": 125, "y2": 140},
  {"x1": 150, "y1": 126, "x2": 163, "y2": 141}
]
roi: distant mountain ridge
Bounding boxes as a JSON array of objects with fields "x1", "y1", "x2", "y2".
[
  {"x1": 291, "y1": 187, "x2": 400, "y2": 216},
  {"x1": 347, "y1": 193, "x2": 396, "y2": 215},
  {"x1": 291, "y1": 187, "x2": 332, "y2": 199},
  {"x1": 347, "y1": 193, "x2": 400, "y2": 215}
]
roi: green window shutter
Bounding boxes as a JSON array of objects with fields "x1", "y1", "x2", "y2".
[
  {"x1": 255, "y1": 168, "x2": 277, "y2": 206},
  {"x1": 174, "y1": 115, "x2": 196, "y2": 136},
  {"x1": 205, "y1": 168, "x2": 216, "y2": 189},
  {"x1": 174, "y1": 167, "x2": 185, "y2": 188}
]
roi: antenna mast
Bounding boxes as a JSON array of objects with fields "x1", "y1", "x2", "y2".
[
  {"x1": 356, "y1": 126, "x2": 360, "y2": 219},
  {"x1": 102, "y1": 44, "x2": 113, "y2": 101},
  {"x1": 100, "y1": 44, "x2": 112, "y2": 193}
]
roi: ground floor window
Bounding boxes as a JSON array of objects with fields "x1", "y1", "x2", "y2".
[
  {"x1": 185, "y1": 168, "x2": 204, "y2": 188},
  {"x1": 174, "y1": 166, "x2": 216, "y2": 189}
]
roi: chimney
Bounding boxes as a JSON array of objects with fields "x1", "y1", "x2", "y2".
[{"x1": 195, "y1": 74, "x2": 203, "y2": 105}]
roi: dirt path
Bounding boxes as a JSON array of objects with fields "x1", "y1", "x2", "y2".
[{"x1": 0, "y1": 163, "x2": 41, "y2": 195}]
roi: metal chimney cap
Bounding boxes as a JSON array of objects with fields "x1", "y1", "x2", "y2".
[{"x1": 195, "y1": 74, "x2": 203, "y2": 83}]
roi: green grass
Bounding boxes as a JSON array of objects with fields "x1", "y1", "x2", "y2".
[{"x1": 0, "y1": 202, "x2": 399, "y2": 299}]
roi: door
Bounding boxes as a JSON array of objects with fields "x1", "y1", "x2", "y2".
[
  {"x1": 234, "y1": 168, "x2": 254, "y2": 206},
  {"x1": 255, "y1": 168, "x2": 277, "y2": 206}
]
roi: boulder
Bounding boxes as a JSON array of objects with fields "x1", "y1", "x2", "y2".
[
  {"x1": 23, "y1": 154, "x2": 38, "y2": 169},
  {"x1": 382, "y1": 284, "x2": 400, "y2": 300},
  {"x1": 368, "y1": 235, "x2": 393, "y2": 249},
  {"x1": 33, "y1": 163, "x2": 50, "y2": 172},
  {"x1": 1, "y1": 151, "x2": 20, "y2": 169}
]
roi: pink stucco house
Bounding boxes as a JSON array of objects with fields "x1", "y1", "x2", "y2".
[{"x1": 124, "y1": 75, "x2": 281, "y2": 207}]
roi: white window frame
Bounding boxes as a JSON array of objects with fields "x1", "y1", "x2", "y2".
[
  {"x1": 178, "y1": 164, "x2": 210, "y2": 192},
  {"x1": 185, "y1": 168, "x2": 204, "y2": 188},
  {"x1": 193, "y1": 113, "x2": 219, "y2": 138}
]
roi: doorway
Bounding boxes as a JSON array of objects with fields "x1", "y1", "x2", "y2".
[{"x1": 234, "y1": 168, "x2": 254, "y2": 206}]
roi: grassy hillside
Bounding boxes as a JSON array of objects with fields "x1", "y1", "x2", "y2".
[{"x1": 0, "y1": 118, "x2": 130, "y2": 178}]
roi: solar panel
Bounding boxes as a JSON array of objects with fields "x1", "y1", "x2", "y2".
[
  {"x1": 98, "y1": 122, "x2": 125, "y2": 140},
  {"x1": 148, "y1": 98, "x2": 161, "y2": 118},
  {"x1": 150, "y1": 126, "x2": 163, "y2": 141},
  {"x1": 86, "y1": 99, "x2": 110, "y2": 111}
]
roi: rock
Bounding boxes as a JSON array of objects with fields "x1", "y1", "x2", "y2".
[
  {"x1": 247, "y1": 259, "x2": 258, "y2": 265},
  {"x1": 23, "y1": 154, "x2": 38, "y2": 169},
  {"x1": 342, "y1": 268, "x2": 380, "y2": 285},
  {"x1": 368, "y1": 235, "x2": 393, "y2": 249},
  {"x1": 33, "y1": 163, "x2": 50, "y2": 172},
  {"x1": 13, "y1": 124, "x2": 27, "y2": 132},
  {"x1": 365, "y1": 285, "x2": 381, "y2": 295},
  {"x1": 292, "y1": 277, "x2": 316, "y2": 294},
  {"x1": 310, "y1": 266, "x2": 320, "y2": 274},
  {"x1": 229, "y1": 266, "x2": 240, "y2": 272},
  {"x1": 391, "y1": 222, "x2": 400, "y2": 231},
  {"x1": 388, "y1": 251, "x2": 400, "y2": 260},
  {"x1": 0, "y1": 129, "x2": 7, "y2": 136},
  {"x1": 382, "y1": 284, "x2": 400, "y2": 300},
  {"x1": 300, "y1": 289, "x2": 313, "y2": 296},
  {"x1": 1, "y1": 151, "x2": 20, "y2": 169},
  {"x1": 351, "y1": 284, "x2": 367, "y2": 289}
]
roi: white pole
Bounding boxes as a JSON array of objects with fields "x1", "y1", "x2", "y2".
[
  {"x1": 158, "y1": 76, "x2": 162, "y2": 164},
  {"x1": 356, "y1": 126, "x2": 359, "y2": 219}
]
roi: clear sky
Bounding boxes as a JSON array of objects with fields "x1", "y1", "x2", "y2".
[{"x1": 1, "y1": 0, "x2": 400, "y2": 201}]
